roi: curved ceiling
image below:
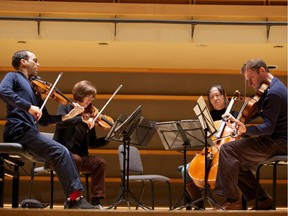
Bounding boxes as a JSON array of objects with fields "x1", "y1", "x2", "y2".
[{"x1": 0, "y1": 0, "x2": 287, "y2": 74}]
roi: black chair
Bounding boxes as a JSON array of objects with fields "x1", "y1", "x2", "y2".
[
  {"x1": 0, "y1": 142, "x2": 45, "y2": 208},
  {"x1": 255, "y1": 155, "x2": 288, "y2": 210},
  {"x1": 118, "y1": 144, "x2": 172, "y2": 210}
]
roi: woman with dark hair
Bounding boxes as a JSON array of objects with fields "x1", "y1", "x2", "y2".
[
  {"x1": 54, "y1": 80, "x2": 109, "y2": 210},
  {"x1": 180, "y1": 84, "x2": 238, "y2": 210}
]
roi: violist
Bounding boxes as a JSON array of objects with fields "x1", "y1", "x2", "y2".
[
  {"x1": 214, "y1": 59, "x2": 287, "y2": 210},
  {"x1": 0, "y1": 50, "x2": 96, "y2": 209}
]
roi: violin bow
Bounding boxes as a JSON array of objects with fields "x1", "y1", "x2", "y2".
[
  {"x1": 40, "y1": 72, "x2": 63, "y2": 111},
  {"x1": 93, "y1": 84, "x2": 123, "y2": 123}
]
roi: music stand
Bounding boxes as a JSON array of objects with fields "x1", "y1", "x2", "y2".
[
  {"x1": 106, "y1": 105, "x2": 155, "y2": 210},
  {"x1": 155, "y1": 119, "x2": 213, "y2": 210},
  {"x1": 193, "y1": 96, "x2": 222, "y2": 209}
]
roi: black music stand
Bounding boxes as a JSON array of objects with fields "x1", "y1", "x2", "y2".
[
  {"x1": 192, "y1": 96, "x2": 222, "y2": 209},
  {"x1": 155, "y1": 119, "x2": 213, "y2": 210},
  {"x1": 106, "y1": 105, "x2": 155, "y2": 210}
]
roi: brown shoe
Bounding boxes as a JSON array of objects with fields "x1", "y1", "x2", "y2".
[
  {"x1": 251, "y1": 197, "x2": 273, "y2": 210},
  {"x1": 222, "y1": 199, "x2": 242, "y2": 210}
]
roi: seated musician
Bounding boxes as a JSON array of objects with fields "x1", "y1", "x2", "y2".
[
  {"x1": 0, "y1": 50, "x2": 96, "y2": 209},
  {"x1": 181, "y1": 84, "x2": 238, "y2": 209},
  {"x1": 54, "y1": 80, "x2": 110, "y2": 210},
  {"x1": 214, "y1": 59, "x2": 287, "y2": 210}
]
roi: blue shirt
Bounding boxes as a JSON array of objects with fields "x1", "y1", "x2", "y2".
[
  {"x1": 0, "y1": 71, "x2": 62, "y2": 141},
  {"x1": 245, "y1": 77, "x2": 287, "y2": 141}
]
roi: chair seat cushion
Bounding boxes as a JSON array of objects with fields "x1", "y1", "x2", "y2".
[
  {"x1": 126, "y1": 174, "x2": 170, "y2": 182},
  {"x1": 260, "y1": 155, "x2": 288, "y2": 165},
  {"x1": 0, "y1": 143, "x2": 23, "y2": 154}
]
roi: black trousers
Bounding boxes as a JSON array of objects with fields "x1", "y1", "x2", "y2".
[{"x1": 214, "y1": 136, "x2": 287, "y2": 201}]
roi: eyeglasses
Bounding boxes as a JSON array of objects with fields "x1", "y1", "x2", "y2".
[
  {"x1": 84, "y1": 95, "x2": 95, "y2": 102},
  {"x1": 24, "y1": 58, "x2": 38, "y2": 64}
]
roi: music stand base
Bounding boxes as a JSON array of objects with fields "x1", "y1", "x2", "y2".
[
  {"x1": 107, "y1": 186, "x2": 151, "y2": 210},
  {"x1": 174, "y1": 188, "x2": 223, "y2": 211},
  {"x1": 172, "y1": 190, "x2": 199, "y2": 210}
]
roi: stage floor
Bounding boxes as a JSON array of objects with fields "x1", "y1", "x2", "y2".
[{"x1": 0, "y1": 205, "x2": 287, "y2": 216}]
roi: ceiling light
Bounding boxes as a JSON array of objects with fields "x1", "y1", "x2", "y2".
[
  {"x1": 196, "y1": 44, "x2": 207, "y2": 48},
  {"x1": 273, "y1": 45, "x2": 283, "y2": 48},
  {"x1": 98, "y1": 42, "x2": 108, "y2": 46},
  {"x1": 268, "y1": 65, "x2": 278, "y2": 69}
]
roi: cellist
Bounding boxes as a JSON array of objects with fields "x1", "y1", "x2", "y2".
[
  {"x1": 214, "y1": 58, "x2": 287, "y2": 210},
  {"x1": 180, "y1": 84, "x2": 238, "y2": 209}
]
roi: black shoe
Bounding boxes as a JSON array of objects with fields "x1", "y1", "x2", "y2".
[{"x1": 64, "y1": 196, "x2": 95, "y2": 209}]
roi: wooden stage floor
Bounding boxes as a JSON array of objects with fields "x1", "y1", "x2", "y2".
[{"x1": 0, "y1": 206, "x2": 287, "y2": 216}]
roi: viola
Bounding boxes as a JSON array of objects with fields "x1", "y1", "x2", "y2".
[
  {"x1": 31, "y1": 76, "x2": 73, "y2": 106},
  {"x1": 31, "y1": 76, "x2": 114, "y2": 130},
  {"x1": 188, "y1": 90, "x2": 241, "y2": 189},
  {"x1": 237, "y1": 82, "x2": 269, "y2": 124}
]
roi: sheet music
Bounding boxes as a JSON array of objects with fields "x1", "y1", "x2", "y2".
[
  {"x1": 155, "y1": 120, "x2": 213, "y2": 150},
  {"x1": 193, "y1": 96, "x2": 216, "y2": 137}
]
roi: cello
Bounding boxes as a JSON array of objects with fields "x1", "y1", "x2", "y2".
[{"x1": 188, "y1": 90, "x2": 241, "y2": 189}]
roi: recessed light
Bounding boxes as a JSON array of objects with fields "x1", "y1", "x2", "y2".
[
  {"x1": 98, "y1": 42, "x2": 108, "y2": 46},
  {"x1": 273, "y1": 45, "x2": 283, "y2": 48},
  {"x1": 196, "y1": 44, "x2": 206, "y2": 48},
  {"x1": 268, "y1": 65, "x2": 278, "y2": 69}
]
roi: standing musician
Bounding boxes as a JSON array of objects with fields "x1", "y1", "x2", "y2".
[
  {"x1": 181, "y1": 84, "x2": 238, "y2": 209},
  {"x1": 54, "y1": 80, "x2": 110, "y2": 210},
  {"x1": 214, "y1": 58, "x2": 287, "y2": 210},
  {"x1": 0, "y1": 50, "x2": 97, "y2": 209}
]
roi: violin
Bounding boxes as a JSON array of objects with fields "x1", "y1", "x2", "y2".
[
  {"x1": 84, "y1": 104, "x2": 114, "y2": 130},
  {"x1": 30, "y1": 76, "x2": 114, "y2": 130}
]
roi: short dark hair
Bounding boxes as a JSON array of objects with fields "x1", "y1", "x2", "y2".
[
  {"x1": 241, "y1": 58, "x2": 270, "y2": 74},
  {"x1": 72, "y1": 80, "x2": 97, "y2": 102},
  {"x1": 11, "y1": 50, "x2": 29, "y2": 70}
]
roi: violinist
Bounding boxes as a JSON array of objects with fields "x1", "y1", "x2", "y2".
[
  {"x1": 214, "y1": 58, "x2": 287, "y2": 210},
  {"x1": 181, "y1": 84, "x2": 238, "y2": 209},
  {"x1": 54, "y1": 80, "x2": 109, "y2": 210},
  {"x1": 0, "y1": 50, "x2": 96, "y2": 209}
]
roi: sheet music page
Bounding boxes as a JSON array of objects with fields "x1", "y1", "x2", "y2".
[{"x1": 193, "y1": 96, "x2": 216, "y2": 137}]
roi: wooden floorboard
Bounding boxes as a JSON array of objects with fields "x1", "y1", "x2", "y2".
[{"x1": 0, "y1": 207, "x2": 287, "y2": 216}]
